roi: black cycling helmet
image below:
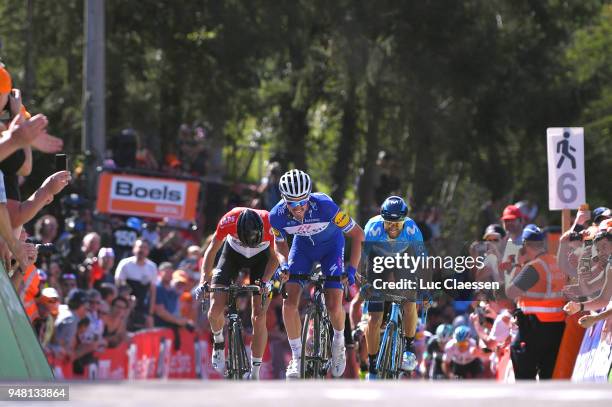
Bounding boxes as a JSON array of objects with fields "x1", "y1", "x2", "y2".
[
  {"x1": 237, "y1": 209, "x2": 264, "y2": 247},
  {"x1": 380, "y1": 196, "x2": 408, "y2": 221}
]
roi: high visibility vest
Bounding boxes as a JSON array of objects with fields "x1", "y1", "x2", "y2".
[
  {"x1": 18, "y1": 265, "x2": 40, "y2": 322},
  {"x1": 517, "y1": 253, "x2": 567, "y2": 322}
]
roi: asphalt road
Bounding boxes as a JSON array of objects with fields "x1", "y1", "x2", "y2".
[{"x1": 3, "y1": 380, "x2": 612, "y2": 407}]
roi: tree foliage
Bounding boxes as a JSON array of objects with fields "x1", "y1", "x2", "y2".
[{"x1": 1, "y1": 0, "x2": 609, "y2": 226}]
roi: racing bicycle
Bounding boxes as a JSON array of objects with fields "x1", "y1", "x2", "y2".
[
  {"x1": 283, "y1": 268, "x2": 343, "y2": 379},
  {"x1": 203, "y1": 283, "x2": 262, "y2": 380}
]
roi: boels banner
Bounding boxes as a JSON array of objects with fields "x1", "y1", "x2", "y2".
[{"x1": 96, "y1": 173, "x2": 200, "y2": 221}]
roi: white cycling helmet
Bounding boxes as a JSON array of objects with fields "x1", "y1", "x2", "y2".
[{"x1": 279, "y1": 169, "x2": 312, "y2": 200}]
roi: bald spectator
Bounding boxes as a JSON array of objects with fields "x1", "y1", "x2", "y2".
[
  {"x1": 115, "y1": 239, "x2": 157, "y2": 330},
  {"x1": 34, "y1": 215, "x2": 59, "y2": 244}
]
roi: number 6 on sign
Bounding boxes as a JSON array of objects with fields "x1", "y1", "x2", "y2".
[{"x1": 547, "y1": 127, "x2": 585, "y2": 210}]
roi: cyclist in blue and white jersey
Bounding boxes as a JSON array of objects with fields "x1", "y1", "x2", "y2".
[
  {"x1": 362, "y1": 196, "x2": 426, "y2": 379},
  {"x1": 269, "y1": 169, "x2": 364, "y2": 379}
]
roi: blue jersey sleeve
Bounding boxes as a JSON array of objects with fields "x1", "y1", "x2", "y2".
[
  {"x1": 316, "y1": 193, "x2": 355, "y2": 233},
  {"x1": 332, "y1": 208, "x2": 355, "y2": 233},
  {"x1": 269, "y1": 212, "x2": 287, "y2": 242}
]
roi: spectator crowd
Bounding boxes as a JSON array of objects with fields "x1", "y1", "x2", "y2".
[{"x1": 2, "y1": 60, "x2": 610, "y2": 380}]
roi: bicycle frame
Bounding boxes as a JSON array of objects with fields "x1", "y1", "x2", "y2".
[
  {"x1": 376, "y1": 301, "x2": 404, "y2": 379},
  {"x1": 298, "y1": 272, "x2": 334, "y2": 379},
  {"x1": 207, "y1": 284, "x2": 260, "y2": 380}
]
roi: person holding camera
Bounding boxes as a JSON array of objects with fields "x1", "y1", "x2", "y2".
[
  {"x1": 0, "y1": 66, "x2": 66, "y2": 271},
  {"x1": 504, "y1": 224, "x2": 568, "y2": 379},
  {"x1": 564, "y1": 219, "x2": 612, "y2": 326}
]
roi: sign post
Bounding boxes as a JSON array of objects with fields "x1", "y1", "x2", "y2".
[
  {"x1": 547, "y1": 127, "x2": 587, "y2": 379},
  {"x1": 547, "y1": 127, "x2": 585, "y2": 213}
]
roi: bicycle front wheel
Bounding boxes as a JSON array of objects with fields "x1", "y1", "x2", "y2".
[
  {"x1": 229, "y1": 322, "x2": 246, "y2": 380},
  {"x1": 235, "y1": 321, "x2": 251, "y2": 379},
  {"x1": 300, "y1": 307, "x2": 321, "y2": 379},
  {"x1": 377, "y1": 321, "x2": 396, "y2": 379},
  {"x1": 319, "y1": 316, "x2": 333, "y2": 377}
]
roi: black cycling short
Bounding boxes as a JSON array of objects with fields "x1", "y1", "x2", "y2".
[
  {"x1": 451, "y1": 358, "x2": 483, "y2": 378},
  {"x1": 211, "y1": 241, "x2": 269, "y2": 286}
]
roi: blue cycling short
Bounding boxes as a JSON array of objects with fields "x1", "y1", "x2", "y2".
[{"x1": 287, "y1": 234, "x2": 344, "y2": 290}]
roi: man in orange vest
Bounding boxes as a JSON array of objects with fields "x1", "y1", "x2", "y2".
[
  {"x1": 18, "y1": 264, "x2": 41, "y2": 322},
  {"x1": 505, "y1": 224, "x2": 568, "y2": 379}
]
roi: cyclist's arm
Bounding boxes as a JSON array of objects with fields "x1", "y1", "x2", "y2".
[
  {"x1": 442, "y1": 358, "x2": 451, "y2": 378},
  {"x1": 274, "y1": 239, "x2": 290, "y2": 268},
  {"x1": 344, "y1": 223, "x2": 364, "y2": 269},
  {"x1": 262, "y1": 244, "x2": 279, "y2": 282},
  {"x1": 200, "y1": 233, "x2": 224, "y2": 285}
]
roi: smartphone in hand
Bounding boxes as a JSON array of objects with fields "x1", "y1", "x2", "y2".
[{"x1": 55, "y1": 153, "x2": 67, "y2": 171}]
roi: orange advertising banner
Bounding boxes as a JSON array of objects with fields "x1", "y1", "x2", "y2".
[{"x1": 96, "y1": 172, "x2": 200, "y2": 221}]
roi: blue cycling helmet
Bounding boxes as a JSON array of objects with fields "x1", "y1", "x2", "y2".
[
  {"x1": 454, "y1": 325, "x2": 471, "y2": 342},
  {"x1": 126, "y1": 217, "x2": 143, "y2": 232},
  {"x1": 436, "y1": 324, "x2": 453, "y2": 342},
  {"x1": 380, "y1": 196, "x2": 408, "y2": 221}
]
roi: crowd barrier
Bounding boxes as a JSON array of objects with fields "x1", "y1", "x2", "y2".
[
  {"x1": 572, "y1": 319, "x2": 612, "y2": 382},
  {"x1": 51, "y1": 328, "x2": 273, "y2": 380},
  {"x1": 0, "y1": 264, "x2": 53, "y2": 380}
]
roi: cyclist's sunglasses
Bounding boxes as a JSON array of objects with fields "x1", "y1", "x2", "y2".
[
  {"x1": 284, "y1": 196, "x2": 309, "y2": 208},
  {"x1": 383, "y1": 220, "x2": 405, "y2": 228}
]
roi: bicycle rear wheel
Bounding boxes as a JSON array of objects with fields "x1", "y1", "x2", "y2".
[{"x1": 377, "y1": 322, "x2": 396, "y2": 379}]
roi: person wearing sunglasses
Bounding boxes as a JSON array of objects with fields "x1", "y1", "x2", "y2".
[
  {"x1": 269, "y1": 169, "x2": 364, "y2": 379},
  {"x1": 361, "y1": 195, "x2": 426, "y2": 379}
]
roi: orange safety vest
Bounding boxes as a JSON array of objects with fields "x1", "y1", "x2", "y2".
[
  {"x1": 517, "y1": 253, "x2": 567, "y2": 322},
  {"x1": 18, "y1": 265, "x2": 40, "y2": 322}
]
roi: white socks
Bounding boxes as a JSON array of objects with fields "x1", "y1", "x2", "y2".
[
  {"x1": 333, "y1": 329, "x2": 345, "y2": 348},
  {"x1": 288, "y1": 337, "x2": 302, "y2": 360},
  {"x1": 252, "y1": 356, "x2": 262, "y2": 378},
  {"x1": 213, "y1": 329, "x2": 224, "y2": 344}
]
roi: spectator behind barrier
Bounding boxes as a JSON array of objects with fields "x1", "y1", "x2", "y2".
[
  {"x1": 50, "y1": 289, "x2": 94, "y2": 366},
  {"x1": 102, "y1": 296, "x2": 129, "y2": 348},
  {"x1": 33, "y1": 214, "x2": 59, "y2": 245},
  {"x1": 564, "y1": 218, "x2": 612, "y2": 325},
  {"x1": 34, "y1": 287, "x2": 60, "y2": 351},
  {"x1": 98, "y1": 282, "x2": 118, "y2": 307},
  {"x1": 499, "y1": 205, "x2": 524, "y2": 272},
  {"x1": 153, "y1": 262, "x2": 193, "y2": 328},
  {"x1": 177, "y1": 245, "x2": 202, "y2": 281},
  {"x1": 91, "y1": 247, "x2": 116, "y2": 288},
  {"x1": 114, "y1": 238, "x2": 157, "y2": 331}
]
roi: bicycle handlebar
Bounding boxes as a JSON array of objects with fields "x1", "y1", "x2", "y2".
[
  {"x1": 206, "y1": 284, "x2": 261, "y2": 294},
  {"x1": 279, "y1": 271, "x2": 348, "y2": 299}
]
